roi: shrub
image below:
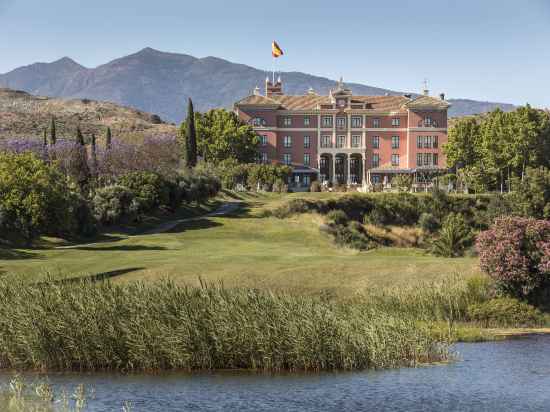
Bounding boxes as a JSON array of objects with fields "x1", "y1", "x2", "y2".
[
  {"x1": 328, "y1": 222, "x2": 374, "y2": 251},
  {"x1": 476, "y1": 216, "x2": 550, "y2": 301},
  {"x1": 431, "y1": 213, "x2": 472, "y2": 257},
  {"x1": 0, "y1": 152, "x2": 73, "y2": 242},
  {"x1": 92, "y1": 185, "x2": 137, "y2": 225},
  {"x1": 118, "y1": 171, "x2": 170, "y2": 212},
  {"x1": 272, "y1": 179, "x2": 288, "y2": 193},
  {"x1": 392, "y1": 175, "x2": 413, "y2": 192},
  {"x1": 310, "y1": 181, "x2": 321, "y2": 192},
  {"x1": 418, "y1": 213, "x2": 440, "y2": 233},
  {"x1": 467, "y1": 298, "x2": 544, "y2": 328},
  {"x1": 326, "y1": 209, "x2": 349, "y2": 226}
]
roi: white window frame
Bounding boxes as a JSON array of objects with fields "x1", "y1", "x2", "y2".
[
  {"x1": 322, "y1": 116, "x2": 333, "y2": 127},
  {"x1": 373, "y1": 118, "x2": 381, "y2": 128},
  {"x1": 303, "y1": 135, "x2": 311, "y2": 149},
  {"x1": 283, "y1": 117, "x2": 292, "y2": 127},
  {"x1": 351, "y1": 116, "x2": 362, "y2": 128},
  {"x1": 283, "y1": 153, "x2": 292, "y2": 165},
  {"x1": 304, "y1": 117, "x2": 310, "y2": 126},
  {"x1": 392, "y1": 118, "x2": 400, "y2": 127},
  {"x1": 391, "y1": 135, "x2": 400, "y2": 149},
  {"x1": 283, "y1": 136, "x2": 292, "y2": 148},
  {"x1": 336, "y1": 117, "x2": 346, "y2": 129},
  {"x1": 372, "y1": 154, "x2": 380, "y2": 168},
  {"x1": 303, "y1": 154, "x2": 310, "y2": 166},
  {"x1": 336, "y1": 135, "x2": 346, "y2": 148},
  {"x1": 351, "y1": 135, "x2": 361, "y2": 148},
  {"x1": 321, "y1": 135, "x2": 332, "y2": 148},
  {"x1": 260, "y1": 135, "x2": 268, "y2": 146},
  {"x1": 261, "y1": 152, "x2": 268, "y2": 164},
  {"x1": 391, "y1": 154, "x2": 400, "y2": 167},
  {"x1": 372, "y1": 136, "x2": 380, "y2": 149}
]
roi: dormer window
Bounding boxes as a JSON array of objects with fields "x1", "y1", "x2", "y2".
[
  {"x1": 424, "y1": 116, "x2": 432, "y2": 127},
  {"x1": 283, "y1": 117, "x2": 292, "y2": 127},
  {"x1": 337, "y1": 99, "x2": 347, "y2": 107},
  {"x1": 392, "y1": 118, "x2": 400, "y2": 127},
  {"x1": 373, "y1": 118, "x2": 381, "y2": 128}
]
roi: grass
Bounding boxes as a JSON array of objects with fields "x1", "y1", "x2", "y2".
[
  {"x1": 0, "y1": 277, "x2": 450, "y2": 372},
  {"x1": 0, "y1": 193, "x2": 481, "y2": 297}
]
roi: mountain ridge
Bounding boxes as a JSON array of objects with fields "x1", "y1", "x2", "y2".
[{"x1": 0, "y1": 47, "x2": 517, "y2": 122}]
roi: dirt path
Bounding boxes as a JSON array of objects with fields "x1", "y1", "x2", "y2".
[{"x1": 55, "y1": 201, "x2": 242, "y2": 250}]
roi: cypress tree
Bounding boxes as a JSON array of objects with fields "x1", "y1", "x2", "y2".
[
  {"x1": 76, "y1": 126, "x2": 85, "y2": 146},
  {"x1": 184, "y1": 98, "x2": 197, "y2": 168},
  {"x1": 91, "y1": 133, "x2": 98, "y2": 179},
  {"x1": 50, "y1": 116, "x2": 57, "y2": 145},
  {"x1": 43, "y1": 129, "x2": 48, "y2": 147},
  {"x1": 105, "y1": 127, "x2": 112, "y2": 149}
]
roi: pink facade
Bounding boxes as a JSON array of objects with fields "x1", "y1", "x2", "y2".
[{"x1": 235, "y1": 79, "x2": 450, "y2": 189}]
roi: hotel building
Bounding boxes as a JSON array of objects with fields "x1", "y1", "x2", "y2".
[{"x1": 234, "y1": 77, "x2": 450, "y2": 190}]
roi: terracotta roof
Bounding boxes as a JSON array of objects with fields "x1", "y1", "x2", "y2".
[
  {"x1": 236, "y1": 94, "x2": 414, "y2": 111},
  {"x1": 403, "y1": 95, "x2": 451, "y2": 110}
]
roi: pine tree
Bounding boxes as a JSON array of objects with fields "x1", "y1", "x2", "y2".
[
  {"x1": 50, "y1": 116, "x2": 57, "y2": 145},
  {"x1": 184, "y1": 98, "x2": 197, "y2": 168},
  {"x1": 105, "y1": 127, "x2": 112, "y2": 149}
]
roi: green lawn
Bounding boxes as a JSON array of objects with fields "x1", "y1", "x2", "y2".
[{"x1": 0, "y1": 193, "x2": 481, "y2": 297}]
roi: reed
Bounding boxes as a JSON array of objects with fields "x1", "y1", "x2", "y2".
[{"x1": 0, "y1": 277, "x2": 452, "y2": 372}]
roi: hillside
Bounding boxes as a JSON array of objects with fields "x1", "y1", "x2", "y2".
[
  {"x1": 0, "y1": 88, "x2": 176, "y2": 140},
  {"x1": 0, "y1": 48, "x2": 516, "y2": 122}
]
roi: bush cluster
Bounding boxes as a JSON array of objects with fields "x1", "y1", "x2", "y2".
[
  {"x1": 467, "y1": 298, "x2": 544, "y2": 327},
  {"x1": 208, "y1": 159, "x2": 292, "y2": 192},
  {"x1": 476, "y1": 216, "x2": 550, "y2": 303}
]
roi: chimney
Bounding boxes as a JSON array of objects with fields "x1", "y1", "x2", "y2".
[
  {"x1": 439, "y1": 93, "x2": 445, "y2": 101},
  {"x1": 265, "y1": 76, "x2": 283, "y2": 97},
  {"x1": 253, "y1": 86, "x2": 260, "y2": 96}
]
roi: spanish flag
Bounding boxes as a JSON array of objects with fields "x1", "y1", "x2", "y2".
[{"x1": 272, "y1": 41, "x2": 284, "y2": 58}]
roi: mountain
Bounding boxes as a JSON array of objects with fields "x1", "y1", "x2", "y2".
[
  {"x1": 0, "y1": 88, "x2": 176, "y2": 140},
  {"x1": 0, "y1": 47, "x2": 516, "y2": 123}
]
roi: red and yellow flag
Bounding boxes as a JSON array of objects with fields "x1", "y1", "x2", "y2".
[{"x1": 272, "y1": 41, "x2": 284, "y2": 58}]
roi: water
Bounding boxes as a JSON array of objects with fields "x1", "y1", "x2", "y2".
[{"x1": 2, "y1": 335, "x2": 550, "y2": 411}]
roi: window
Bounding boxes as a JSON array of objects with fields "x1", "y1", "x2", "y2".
[
  {"x1": 417, "y1": 136, "x2": 439, "y2": 149},
  {"x1": 336, "y1": 135, "x2": 346, "y2": 148},
  {"x1": 303, "y1": 175, "x2": 311, "y2": 186},
  {"x1": 337, "y1": 99, "x2": 346, "y2": 107},
  {"x1": 417, "y1": 153, "x2": 438, "y2": 167},
  {"x1": 391, "y1": 154, "x2": 400, "y2": 166},
  {"x1": 424, "y1": 116, "x2": 432, "y2": 127},
  {"x1": 303, "y1": 154, "x2": 310, "y2": 166},
  {"x1": 283, "y1": 117, "x2": 292, "y2": 127},
  {"x1": 303, "y1": 135, "x2": 311, "y2": 149},
  {"x1": 322, "y1": 116, "x2": 333, "y2": 127},
  {"x1": 373, "y1": 118, "x2": 381, "y2": 128},
  {"x1": 304, "y1": 117, "x2": 310, "y2": 126},
  {"x1": 372, "y1": 154, "x2": 380, "y2": 168},
  {"x1": 261, "y1": 152, "x2": 268, "y2": 163},
  {"x1": 392, "y1": 118, "x2": 400, "y2": 127},
  {"x1": 321, "y1": 135, "x2": 332, "y2": 148},
  {"x1": 351, "y1": 116, "x2": 363, "y2": 128},
  {"x1": 283, "y1": 153, "x2": 292, "y2": 165},
  {"x1": 391, "y1": 135, "x2": 400, "y2": 149},
  {"x1": 336, "y1": 117, "x2": 346, "y2": 129},
  {"x1": 260, "y1": 135, "x2": 268, "y2": 146},
  {"x1": 351, "y1": 135, "x2": 361, "y2": 148},
  {"x1": 252, "y1": 118, "x2": 265, "y2": 127},
  {"x1": 283, "y1": 136, "x2": 292, "y2": 148},
  {"x1": 372, "y1": 136, "x2": 380, "y2": 149}
]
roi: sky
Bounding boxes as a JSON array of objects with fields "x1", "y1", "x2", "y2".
[{"x1": 0, "y1": 0, "x2": 549, "y2": 107}]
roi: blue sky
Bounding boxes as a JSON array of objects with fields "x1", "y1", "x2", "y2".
[{"x1": 1, "y1": 0, "x2": 549, "y2": 107}]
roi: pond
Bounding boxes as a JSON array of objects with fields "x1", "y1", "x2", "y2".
[{"x1": 2, "y1": 335, "x2": 550, "y2": 411}]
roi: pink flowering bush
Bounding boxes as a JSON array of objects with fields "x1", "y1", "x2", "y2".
[{"x1": 476, "y1": 216, "x2": 550, "y2": 301}]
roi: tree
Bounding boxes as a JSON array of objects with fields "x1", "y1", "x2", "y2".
[
  {"x1": 90, "y1": 133, "x2": 98, "y2": 180},
  {"x1": 181, "y1": 98, "x2": 197, "y2": 168},
  {"x1": 193, "y1": 109, "x2": 259, "y2": 163},
  {"x1": 105, "y1": 127, "x2": 112, "y2": 149},
  {"x1": 50, "y1": 116, "x2": 57, "y2": 145},
  {"x1": 0, "y1": 152, "x2": 72, "y2": 242},
  {"x1": 444, "y1": 117, "x2": 482, "y2": 169},
  {"x1": 42, "y1": 129, "x2": 48, "y2": 147},
  {"x1": 509, "y1": 167, "x2": 550, "y2": 219},
  {"x1": 431, "y1": 213, "x2": 472, "y2": 258},
  {"x1": 76, "y1": 126, "x2": 85, "y2": 146}
]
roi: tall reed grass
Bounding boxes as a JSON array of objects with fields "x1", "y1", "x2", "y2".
[{"x1": 0, "y1": 277, "x2": 453, "y2": 372}]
